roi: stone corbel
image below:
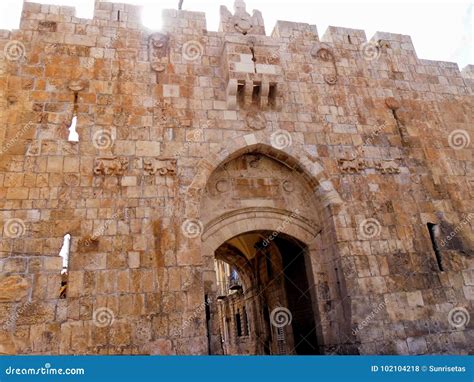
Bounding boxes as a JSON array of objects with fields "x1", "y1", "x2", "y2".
[
  {"x1": 243, "y1": 81, "x2": 254, "y2": 107},
  {"x1": 259, "y1": 80, "x2": 270, "y2": 108},
  {"x1": 226, "y1": 79, "x2": 238, "y2": 109}
]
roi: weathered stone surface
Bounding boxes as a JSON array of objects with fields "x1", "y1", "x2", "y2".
[
  {"x1": 0, "y1": 332, "x2": 17, "y2": 355},
  {"x1": 0, "y1": 276, "x2": 30, "y2": 302},
  {"x1": 143, "y1": 339, "x2": 175, "y2": 355}
]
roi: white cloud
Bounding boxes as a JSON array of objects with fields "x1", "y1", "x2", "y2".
[{"x1": 0, "y1": 0, "x2": 472, "y2": 67}]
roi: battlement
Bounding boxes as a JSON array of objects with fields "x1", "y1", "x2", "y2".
[{"x1": 1, "y1": 0, "x2": 468, "y2": 77}]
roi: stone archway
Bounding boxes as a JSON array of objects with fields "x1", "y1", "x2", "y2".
[
  {"x1": 188, "y1": 138, "x2": 351, "y2": 355},
  {"x1": 212, "y1": 230, "x2": 319, "y2": 355},
  {"x1": 183, "y1": 131, "x2": 344, "y2": 221}
]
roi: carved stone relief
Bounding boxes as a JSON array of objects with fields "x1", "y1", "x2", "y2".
[
  {"x1": 338, "y1": 158, "x2": 401, "y2": 174},
  {"x1": 311, "y1": 46, "x2": 338, "y2": 85},
  {"x1": 148, "y1": 33, "x2": 169, "y2": 73},
  {"x1": 246, "y1": 111, "x2": 266, "y2": 130},
  {"x1": 68, "y1": 80, "x2": 86, "y2": 92},
  {"x1": 220, "y1": 0, "x2": 264, "y2": 36},
  {"x1": 215, "y1": 179, "x2": 231, "y2": 193},
  {"x1": 93, "y1": 157, "x2": 129, "y2": 176},
  {"x1": 385, "y1": 97, "x2": 400, "y2": 110},
  {"x1": 64, "y1": 174, "x2": 80, "y2": 186},
  {"x1": 143, "y1": 158, "x2": 177, "y2": 176},
  {"x1": 26, "y1": 141, "x2": 41, "y2": 156}
]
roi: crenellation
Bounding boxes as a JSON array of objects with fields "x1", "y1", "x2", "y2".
[
  {"x1": 271, "y1": 21, "x2": 318, "y2": 41},
  {"x1": 461, "y1": 64, "x2": 474, "y2": 79},
  {"x1": 322, "y1": 26, "x2": 367, "y2": 45},
  {"x1": 162, "y1": 9, "x2": 207, "y2": 35}
]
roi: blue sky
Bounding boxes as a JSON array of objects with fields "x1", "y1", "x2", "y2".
[{"x1": 1, "y1": 0, "x2": 472, "y2": 69}]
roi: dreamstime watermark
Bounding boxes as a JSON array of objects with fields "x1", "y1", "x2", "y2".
[
  {"x1": 5, "y1": 363, "x2": 85, "y2": 376},
  {"x1": 3, "y1": 218, "x2": 26, "y2": 239},
  {"x1": 270, "y1": 307, "x2": 292, "y2": 328},
  {"x1": 3, "y1": 301, "x2": 32, "y2": 331},
  {"x1": 349, "y1": 122, "x2": 387, "y2": 160},
  {"x1": 360, "y1": 41, "x2": 381, "y2": 61},
  {"x1": 270, "y1": 130, "x2": 292, "y2": 150},
  {"x1": 173, "y1": 128, "x2": 203, "y2": 158},
  {"x1": 3, "y1": 40, "x2": 26, "y2": 61},
  {"x1": 182, "y1": 40, "x2": 203, "y2": 61},
  {"x1": 439, "y1": 213, "x2": 474, "y2": 248},
  {"x1": 262, "y1": 209, "x2": 300, "y2": 247},
  {"x1": 181, "y1": 218, "x2": 203, "y2": 239},
  {"x1": 92, "y1": 129, "x2": 115, "y2": 150},
  {"x1": 0, "y1": 121, "x2": 35, "y2": 156},
  {"x1": 171, "y1": 298, "x2": 213, "y2": 337},
  {"x1": 448, "y1": 307, "x2": 470, "y2": 329},
  {"x1": 92, "y1": 307, "x2": 115, "y2": 328},
  {"x1": 358, "y1": 218, "x2": 382, "y2": 239},
  {"x1": 448, "y1": 130, "x2": 470, "y2": 150},
  {"x1": 352, "y1": 302, "x2": 385, "y2": 335}
]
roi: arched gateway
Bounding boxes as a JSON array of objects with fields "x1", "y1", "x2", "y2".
[{"x1": 191, "y1": 137, "x2": 352, "y2": 354}]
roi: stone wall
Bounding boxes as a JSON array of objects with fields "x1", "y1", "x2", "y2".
[{"x1": 0, "y1": 0, "x2": 472, "y2": 354}]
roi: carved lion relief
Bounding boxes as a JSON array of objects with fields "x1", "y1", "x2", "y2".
[
  {"x1": 93, "y1": 157, "x2": 129, "y2": 176},
  {"x1": 338, "y1": 158, "x2": 401, "y2": 174},
  {"x1": 143, "y1": 158, "x2": 177, "y2": 176}
]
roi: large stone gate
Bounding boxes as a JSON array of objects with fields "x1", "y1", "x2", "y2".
[{"x1": 0, "y1": 0, "x2": 473, "y2": 355}]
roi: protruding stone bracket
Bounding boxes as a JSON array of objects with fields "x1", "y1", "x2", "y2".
[
  {"x1": 222, "y1": 37, "x2": 282, "y2": 110},
  {"x1": 226, "y1": 79, "x2": 239, "y2": 109},
  {"x1": 259, "y1": 81, "x2": 270, "y2": 108},
  {"x1": 225, "y1": 79, "x2": 277, "y2": 110}
]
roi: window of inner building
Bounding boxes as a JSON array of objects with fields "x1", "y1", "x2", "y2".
[{"x1": 235, "y1": 312, "x2": 242, "y2": 337}]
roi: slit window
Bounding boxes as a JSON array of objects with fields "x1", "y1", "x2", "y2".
[
  {"x1": 427, "y1": 223, "x2": 443, "y2": 271},
  {"x1": 252, "y1": 82, "x2": 261, "y2": 104},
  {"x1": 268, "y1": 84, "x2": 277, "y2": 107},
  {"x1": 68, "y1": 91, "x2": 79, "y2": 142},
  {"x1": 59, "y1": 234, "x2": 71, "y2": 298},
  {"x1": 235, "y1": 312, "x2": 242, "y2": 337},
  {"x1": 237, "y1": 81, "x2": 245, "y2": 105},
  {"x1": 242, "y1": 306, "x2": 249, "y2": 336}
]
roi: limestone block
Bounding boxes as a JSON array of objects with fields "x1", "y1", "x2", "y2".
[
  {"x1": 0, "y1": 332, "x2": 17, "y2": 355},
  {"x1": 143, "y1": 339, "x2": 175, "y2": 355},
  {"x1": 0, "y1": 275, "x2": 30, "y2": 302}
]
